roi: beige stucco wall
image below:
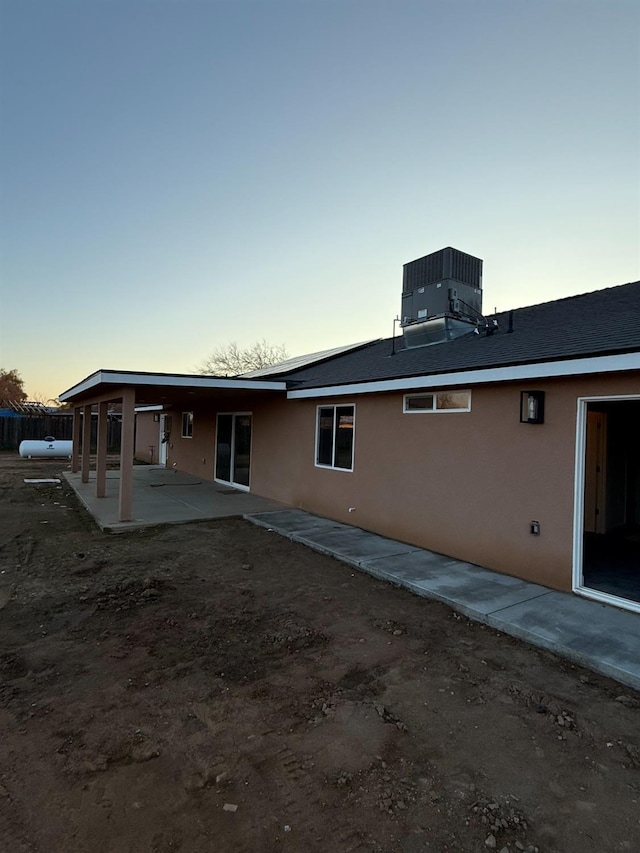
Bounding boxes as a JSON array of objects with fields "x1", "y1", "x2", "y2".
[
  {"x1": 163, "y1": 396, "x2": 258, "y2": 479},
  {"x1": 134, "y1": 411, "x2": 162, "y2": 464},
  {"x1": 165, "y1": 409, "x2": 215, "y2": 478},
  {"x1": 166, "y1": 372, "x2": 640, "y2": 592}
]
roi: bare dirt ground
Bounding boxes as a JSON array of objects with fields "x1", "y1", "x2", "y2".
[{"x1": 0, "y1": 454, "x2": 639, "y2": 853}]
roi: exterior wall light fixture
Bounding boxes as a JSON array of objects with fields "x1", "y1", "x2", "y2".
[{"x1": 520, "y1": 390, "x2": 545, "y2": 424}]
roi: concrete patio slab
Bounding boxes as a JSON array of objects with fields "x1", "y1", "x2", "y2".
[
  {"x1": 248, "y1": 508, "x2": 348, "y2": 539},
  {"x1": 359, "y1": 550, "x2": 550, "y2": 617},
  {"x1": 249, "y1": 510, "x2": 420, "y2": 563},
  {"x1": 361, "y1": 548, "x2": 460, "y2": 579},
  {"x1": 486, "y1": 592, "x2": 640, "y2": 685},
  {"x1": 64, "y1": 466, "x2": 285, "y2": 531},
  {"x1": 295, "y1": 527, "x2": 421, "y2": 565},
  {"x1": 246, "y1": 509, "x2": 640, "y2": 691}
]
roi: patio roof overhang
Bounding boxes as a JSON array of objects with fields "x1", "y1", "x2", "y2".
[
  {"x1": 59, "y1": 369, "x2": 288, "y2": 406},
  {"x1": 58, "y1": 370, "x2": 288, "y2": 524}
]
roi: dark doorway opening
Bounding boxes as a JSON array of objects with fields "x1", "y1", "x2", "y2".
[{"x1": 583, "y1": 400, "x2": 640, "y2": 604}]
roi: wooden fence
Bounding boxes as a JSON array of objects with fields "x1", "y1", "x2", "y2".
[{"x1": 0, "y1": 415, "x2": 122, "y2": 452}]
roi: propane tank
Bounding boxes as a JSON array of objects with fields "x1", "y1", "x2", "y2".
[{"x1": 19, "y1": 437, "x2": 73, "y2": 459}]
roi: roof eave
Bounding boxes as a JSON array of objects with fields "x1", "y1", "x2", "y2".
[
  {"x1": 59, "y1": 369, "x2": 288, "y2": 402},
  {"x1": 286, "y1": 351, "x2": 640, "y2": 399}
]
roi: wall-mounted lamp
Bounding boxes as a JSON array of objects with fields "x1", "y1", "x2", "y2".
[
  {"x1": 153, "y1": 414, "x2": 160, "y2": 422},
  {"x1": 520, "y1": 390, "x2": 545, "y2": 424}
]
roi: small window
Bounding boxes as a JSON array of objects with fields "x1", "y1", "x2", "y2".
[
  {"x1": 315, "y1": 405, "x2": 355, "y2": 470},
  {"x1": 181, "y1": 411, "x2": 194, "y2": 437},
  {"x1": 417, "y1": 308, "x2": 428, "y2": 319},
  {"x1": 403, "y1": 391, "x2": 471, "y2": 413},
  {"x1": 405, "y1": 394, "x2": 434, "y2": 411}
]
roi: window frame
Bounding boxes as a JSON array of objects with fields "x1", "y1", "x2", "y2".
[
  {"x1": 314, "y1": 403, "x2": 356, "y2": 471},
  {"x1": 181, "y1": 411, "x2": 194, "y2": 438},
  {"x1": 403, "y1": 390, "x2": 471, "y2": 413}
]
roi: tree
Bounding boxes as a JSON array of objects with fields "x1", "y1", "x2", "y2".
[
  {"x1": 198, "y1": 339, "x2": 289, "y2": 376},
  {"x1": 0, "y1": 369, "x2": 28, "y2": 402},
  {"x1": 30, "y1": 390, "x2": 60, "y2": 406}
]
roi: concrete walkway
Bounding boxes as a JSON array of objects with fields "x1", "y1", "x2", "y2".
[
  {"x1": 64, "y1": 466, "x2": 285, "y2": 531},
  {"x1": 245, "y1": 508, "x2": 640, "y2": 692}
]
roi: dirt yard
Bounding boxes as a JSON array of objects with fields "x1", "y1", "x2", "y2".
[{"x1": 0, "y1": 454, "x2": 639, "y2": 853}]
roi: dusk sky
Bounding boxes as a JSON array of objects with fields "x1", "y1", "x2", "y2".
[{"x1": 1, "y1": 0, "x2": 638, "y2": 401}]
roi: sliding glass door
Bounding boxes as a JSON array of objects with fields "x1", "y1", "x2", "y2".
[{"x1": 215, "y1": 413, "x2": 252, "y2": 489}]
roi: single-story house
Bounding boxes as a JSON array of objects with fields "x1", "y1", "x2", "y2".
[{"x1": 59, "y1": 248, "x2": 640, "y2": 614}]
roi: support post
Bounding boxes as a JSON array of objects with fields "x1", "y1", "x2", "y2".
[
  {"x1": 96, "y1": 401, "x2": 108, "y2": 498},
  {"x1": 81, "y1": 404, "x2": 92, "y2": 484},
  {"x1": 119, "y1": 388, "x2": 135, "y2": 522},
  {"x1": 71, "y1": 408, "x2": 81, "y2": 473}
]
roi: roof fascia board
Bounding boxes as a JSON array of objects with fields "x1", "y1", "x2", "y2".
[
  {"x1": 286, "y1": 352, "x2": 640, "y2": 400},
  {"x1": 60, "y1": 370, "x2": 287, "y2": 402}
]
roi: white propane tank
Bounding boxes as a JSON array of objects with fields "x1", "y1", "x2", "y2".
[{"x1": 19, "y1": 437, "x2": 73, "y2": 459}]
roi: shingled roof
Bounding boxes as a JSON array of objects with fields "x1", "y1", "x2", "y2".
[{"x1": 276, "y1": 281, "x2": 640, "y2": 390}]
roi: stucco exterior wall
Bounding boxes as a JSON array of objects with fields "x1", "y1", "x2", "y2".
[
  {"x1": 165, "y1": 372, "x2": 640, "y2": 592},
  {"x1": 134, "y1": 412, "x2": 161, "y2": 464},
  {"x1": 164, "y1": 396, "x2": 260, "y2": 480}
]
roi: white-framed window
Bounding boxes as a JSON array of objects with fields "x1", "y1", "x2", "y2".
[
  {"x1": 315, "y1": 404, "x2": 355, "y2": 470},
  {"x1": 403, "y1": 390, "x2": 471, "y2": 413},
  {"x1": 181, "y1": 411, "x2": 194, "y2": 437}
]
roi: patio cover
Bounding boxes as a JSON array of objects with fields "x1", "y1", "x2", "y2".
[{"x1": 58, "y1": 370, "x2": 287, "y2": 522}]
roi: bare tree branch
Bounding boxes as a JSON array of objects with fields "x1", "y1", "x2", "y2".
[{"x1": 197, "y1": 340, "x2": 289, "y2": 376}]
